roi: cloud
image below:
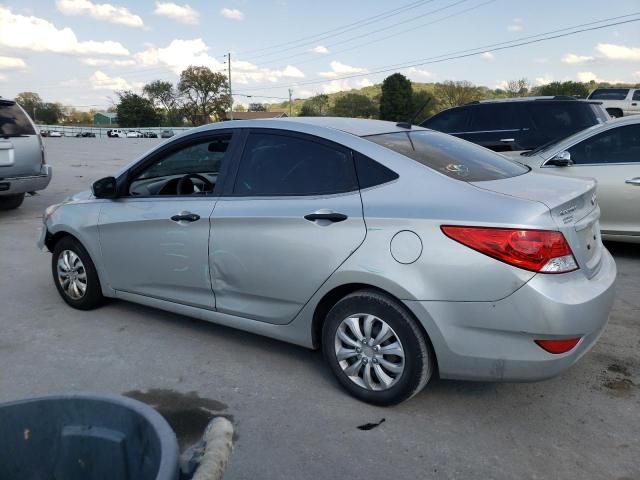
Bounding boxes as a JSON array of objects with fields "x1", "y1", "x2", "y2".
[
  {"x1": 81, "y1": 57, "x2": 136, "y2": 66},
  {"x1": 403, "y1": 67, "x2": 434, "y2": 79},
  {"x1": 534, "y1": 74, "x2": 553, "y2": 86},
  {"x1": 220, "y1": 8, "x2": 244, "y2": 20},
  {"x1": 634, "y1": 71, "x2": 640, "y2": 79},
  {"x1": 56, "y1": 0, "x2": 143, "y2": 28},
  {"x1": 134, "y1": 38, "x2": 305, "y2": 84},
  {"x1": 154, "y1": 2, "x2": 199, "y2": 25},
  {"x1": 0, "y1": 74, "x2": 7, "y2": 81},
  {"x1": 576, "y1": 71, "x2": 625, "y2": 84},
  {"x1": 507, "y1": 17, "x2": 523, "y2": 32},
  {"x1": 594, "y1": 43, "x2": 640, "y2": 61},
  {"x1": 0, "y1": 56, "x2": 27, "y2": 69},
  {"x1": 310, "y1": 46, "x2": 329, "y2": 54},
  {"x1": 320, "y1": 78, "x2": 373, "y2": 94},
  {"x1": 562, "y1": 53, "x2": 594, "y2": 64},
  {"x1": 480, "y1": 52, "x2": 495, "y2": 60},
  {"x1": 534, "y1": 57, "x2": 549, "y2": 63},
  {"x1": 89, "y1": 70, "x2": 140, "y2": 90},
  {"x1": 0, "y1": 6, "x2": 129, "y2": 55},
  {"x1": 319, "y1": 61, "x2": 367, "y2": 78},
  {"x1": 60, "y1": 77, "x2": 82, "y2": 87}
]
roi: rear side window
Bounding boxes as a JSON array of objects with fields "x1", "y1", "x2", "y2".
[
  {"x1": 354, "y1": 153, "x2": 399, "y2": 188},
  {"x1": 528, "y1": 103, "x2": 604, "y2": 134},
  {"x1": 0, "y1": 102, "x2": 36, "y2": 136},
  {"x1": 588, "y1": 89, "x2": 629, "y2": 100},
  {"x1": 234, "y1": 133, "x2": 357, "y2": 195},
  {"x1": 422, "y1": 108, "x2": 469, "y2": 133},
  {"x1": 364, "y1": 131, "x2": 528, "y2": 182},
  {"x1": 633, "y1": 90, "x2": 640, "y2": 101},
  {"x1": 469, "y1": 104, "x2": 519, "y2": 131}
]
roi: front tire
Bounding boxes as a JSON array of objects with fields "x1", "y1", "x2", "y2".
[
  {"x1": 322, "y1": 290, "x2": 433, "y2": 406},
  {"x1": 0, "y1": 193, "x2": 25, "y2": 210},
  {"x1": 52, "y1": 237, "x2": 104, "y2": 310}
]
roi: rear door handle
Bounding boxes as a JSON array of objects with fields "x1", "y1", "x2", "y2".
[
  {"x1": 625, "y1": 177, "x2": 640, "y2": 186},
  {"x1": 171, "y1": 211, "x2": 200, "y2": 222},
  {"x1": 632, "y1": 103, "x2": 637, "y2": 106},
  {"x1": 304, "y1": 212, "x2": 348, "y2": 223},
  {"x1": 500, "y1": 138, "x2": 515, "y2": 143}
]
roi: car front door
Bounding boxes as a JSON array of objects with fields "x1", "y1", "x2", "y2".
[
  {"x1": 98, "y1": 131, "x2": 238, "y2": 309},
  {"x1": 210, "y1": 130, "x2": 366, "y2": 325},
  {"x1": 464, "y1": 103, "x2": 526, "y2": 152},
  {"x1": 543, "y1": 123, "x2": 640, "y2": 237}
]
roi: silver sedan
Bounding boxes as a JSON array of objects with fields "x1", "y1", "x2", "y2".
[
  {"x1": 39, "y1": 118, "x2": 616, "y2": 405},
  {"x1": 506, "y1": 115, "x2": 640, "y2": 243}
]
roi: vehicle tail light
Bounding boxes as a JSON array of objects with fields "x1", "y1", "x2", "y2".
[
  {"x1": 535, "y1": 338, "x2": 581, "y2": 354},
  {"x1": 440, "y1": 226, "x2": 578, "y2": 273}
]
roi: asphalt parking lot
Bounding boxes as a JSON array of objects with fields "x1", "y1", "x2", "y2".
[{"x1": 1, "y1": 137, "x2": 638, "y2": 479}]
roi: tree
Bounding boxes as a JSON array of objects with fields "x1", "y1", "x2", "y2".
[
  {"x1": 143, "y1": 80, "x2": 182, "y2": 125},
  {"x1": 234, "y1": 104, "x2": 246, "y2": 112},
  {"x1": 410, "y1": 90, "x2": 435, "y2": 124},
  {"x1": 434, "y1": 80, "x2": 481, "y2": 109},
  {"x1": 505, "y1": 78, "x2": 530, "y2": 97},
  {"x1": 115, "y1": 91, "x2": 160, "y2": 127},
  {"x1": 300, "y1": 102, "x2": 318, "y2": 117},
  {"x1": 331, "y1": 93, "x2": 377, "y2": 118},
  {"x1": 299, "y1": 94, "x2": 330, "y2": 116},
  {"x1": 380, "y1": 73, "x2": 413, "y2": 122},
  {"x1": 15, "y1": 92, "x2": 43, "y2": 121},
  {"x1": 536, "y1": 81, "x2": 590, "y2": 98},
  {"x1": 38, "y1": 103, "x2": 64, "y2": 124},
  {"x1": 248, "y1": 103, "x2": 267, "y2": 112},
  {"x1": 178, "y1": 66, "x2": 231, "y2": 125}
]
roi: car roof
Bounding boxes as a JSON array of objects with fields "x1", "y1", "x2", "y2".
[{"x1": 203, "y1": 117, "x2": 427, "y2": 137}]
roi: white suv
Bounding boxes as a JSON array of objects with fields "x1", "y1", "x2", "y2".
[{"x1": 587, "y1": 88, "x2": 640, "y2": 118}]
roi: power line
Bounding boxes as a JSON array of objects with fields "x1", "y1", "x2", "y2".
[{"x1": 239, "y1": 15, "x2": 640, "y2": 92}]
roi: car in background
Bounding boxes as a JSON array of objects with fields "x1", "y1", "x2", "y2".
[
  {"x1": 107, "y1": 129, "x2": 124, "y2": 138},
  {"x1": 143, "y1": 131, "x2": 158, "y2": 138},
  {"x1": 587, "y1": 88, "x2": 640, "y2": 118},
  {"x1": 0, "y1": 98, "x2": 52, "y2": 210},
  {"x1": 39, "y1": 118, "x2": 615, "y2": 405},
  {"x1": 160, "y1": 129, "x2": 174, "y2": 138},
  {"x1": 75, "y1": 132, "x2": 96, "y2": 138},
  {"x1": 421, "y1": 96, "x2": 609, "y2": 152},
  {"x1": 126, "y1": 130, "x2": 143, "y2": 138},
  {"x1": 48, "y1": 131, "x2": 63, "y2": 137},
  {"x1": 504, "y1": 115, "x2": 640, "y2": 243}
]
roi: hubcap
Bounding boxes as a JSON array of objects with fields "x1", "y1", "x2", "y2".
[
  {"x1": 334, "y1": 314, "x2": 405, "y2": 391},
  {"x1": 57, "y1": 250, "x2": 87, "y2": 300}
]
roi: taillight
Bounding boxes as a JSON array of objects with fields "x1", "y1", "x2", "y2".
[
  {"x1": 441, "y1": 226, "x2": 578, "y2": 273},
  {"x1": 535, "y1": 338, "x2": 581, "y2": 354}
]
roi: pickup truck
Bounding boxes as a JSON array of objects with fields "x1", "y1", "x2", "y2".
[
  {"x1": 587, "y1": 88, "x2": 640, "y2": 118},
  {"x1": 0, "y1": 98, "x2": 52, "y2": 210}
]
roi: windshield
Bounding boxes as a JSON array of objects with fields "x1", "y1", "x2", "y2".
[
  {"x1": 0, "y1": 102, "x2": 36, "y2": 137},
  {"x1": 364, "y1": 130, "x2": 528, "y2": 182}
]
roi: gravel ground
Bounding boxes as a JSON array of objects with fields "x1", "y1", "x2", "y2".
[{"x1": 0, "y1": 137, "x2": 638, "y2": 480}]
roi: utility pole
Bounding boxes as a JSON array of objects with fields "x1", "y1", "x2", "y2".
[
  {"x1": 288, "y1": 89, "x2": 293, "y2": 117},
  {"x1": 227, "y1": 52, "x2": 233, "y2": 120}
]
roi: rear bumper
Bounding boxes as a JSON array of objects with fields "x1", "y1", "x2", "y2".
[
  {"x1": 405, "y1": 248, "x2": 617, "y2": 382},
  {"x1": 0, "y1": 165, "x2": 52, "y2": 195}
]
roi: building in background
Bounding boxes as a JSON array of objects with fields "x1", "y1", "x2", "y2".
[{"x1": 93, "y1": 112, "x2": 118, "y2": 125}]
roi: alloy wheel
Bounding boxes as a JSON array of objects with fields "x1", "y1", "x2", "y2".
[{"x1": 56, "y1": 249, "x2": 87, "y2": 300}]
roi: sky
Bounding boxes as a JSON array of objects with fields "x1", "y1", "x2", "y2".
[{"x1": 0, "y1": 0, "x2": 639, "y2": 111}]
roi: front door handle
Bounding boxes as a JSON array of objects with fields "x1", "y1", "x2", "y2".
[
  {"x1": 500, "y1": 138, "x2": 515, "y2": 143},
  {"x1": 625, "y1": 177, "x2": 640, "y2": 186},
  {"x1": 304, "y1": 212, "x2": 348, "y2": 223},
  {"x1": 171, "y1": 211, "x2": 200, "y2": 222}
]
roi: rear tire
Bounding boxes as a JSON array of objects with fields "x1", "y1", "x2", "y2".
[
  {"x1": 606, "y1": 108, "x2": 623, "y2": 118},
  {"x1": 52, "y1": 236, "x2": 105, "y2": 310},
  {"x1": 0, "y1": 193, "x2": 25, "y2": 210},
  {"x1": 322, "y1": 290, "x2": 433, "y2": 406}
]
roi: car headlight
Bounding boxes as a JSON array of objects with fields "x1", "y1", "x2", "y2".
[{"x1": 43, "y1": 204, "x2": 62, "y2": 223}]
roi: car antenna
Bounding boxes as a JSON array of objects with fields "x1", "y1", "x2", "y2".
[{"x1": 396, "y1": 97, "x2": 432, "y2": 129}]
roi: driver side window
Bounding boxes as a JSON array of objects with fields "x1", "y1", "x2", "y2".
[{"x1": 129, "y1": 134, "x2": 232, "y2": 196}]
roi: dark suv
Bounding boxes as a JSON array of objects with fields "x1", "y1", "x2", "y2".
[{"x1": 420, "y1": 97, "x2": 610, "y2": 152}]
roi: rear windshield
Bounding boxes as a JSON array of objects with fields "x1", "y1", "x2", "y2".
[
  {"x1": 0, "y1": 102, "x2": 36, "y2": 136},
  {"x1": 588, "y1": 89, "x2": 629, "y2": 100},
  {"x1": 364, "y1": 130, "x2": 528, "y2": 182}
]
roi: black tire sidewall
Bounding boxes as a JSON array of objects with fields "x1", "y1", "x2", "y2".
[
  {"x1": 322, "y1": 291, "x2": 432, "y2": 406},
  {"x1": 0, "y1": 194, "x2": 25, "y2": 210},
  {"x1": 51, "y1": 237, "x2": 103, "y2": 310}
]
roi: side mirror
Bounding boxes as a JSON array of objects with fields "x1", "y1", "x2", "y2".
[
  {"x1": 546, "y1": 151, "x2": 574, "y2": 167},
  {"x1": 92, "y1": 176, "x2": 118, "y2": 199}
]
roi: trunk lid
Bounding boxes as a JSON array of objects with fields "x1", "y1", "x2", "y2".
[{"x1": 471, "y1": 172, "x2": 602, "y2": 278}]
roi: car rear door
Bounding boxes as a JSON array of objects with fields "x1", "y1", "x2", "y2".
[
  {"x1": 543, "y1": 123, "x2": 640, "y2": 238},
  {"x1": 209, "y1": 129, "x2": 366, "y2": 325}
]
